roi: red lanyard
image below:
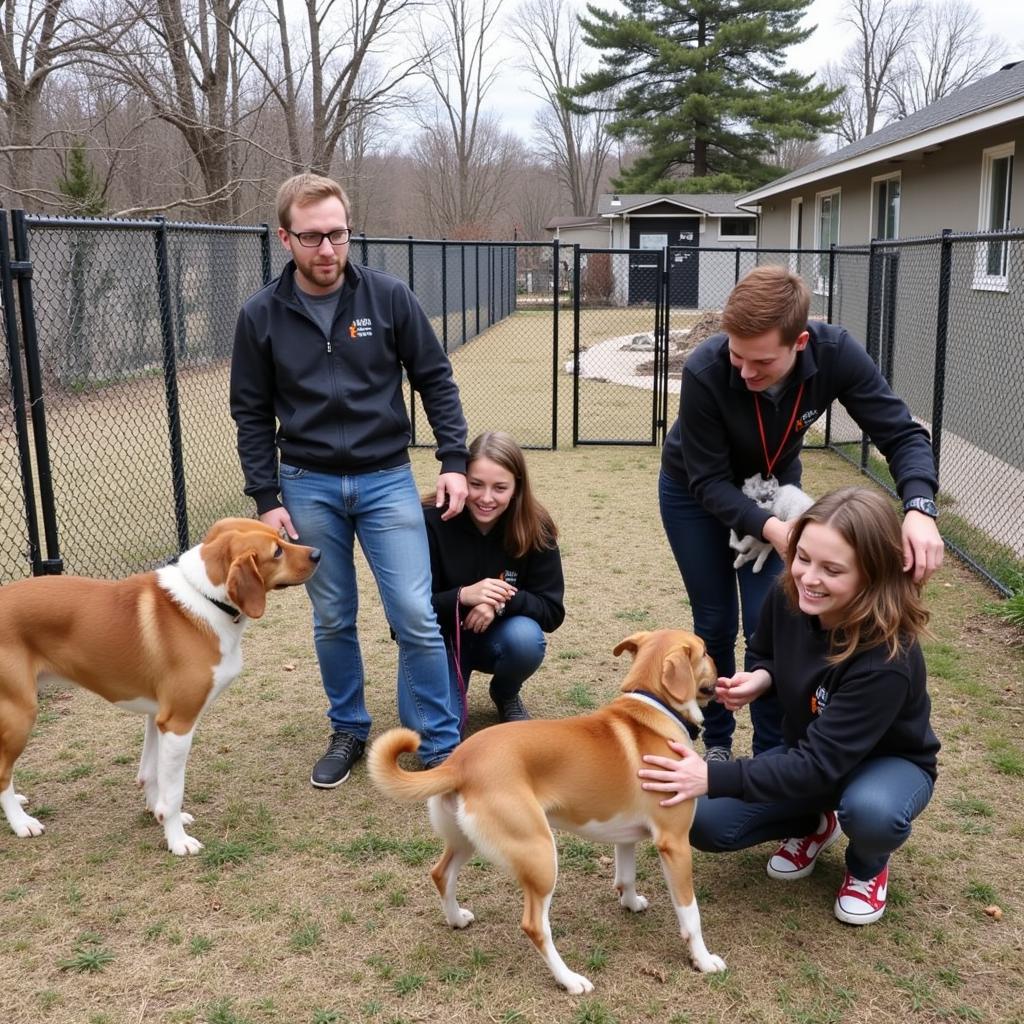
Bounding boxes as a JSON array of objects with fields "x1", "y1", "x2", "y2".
[{"x1": 754, "y1": 380, "x2": 805, "y2": 479}]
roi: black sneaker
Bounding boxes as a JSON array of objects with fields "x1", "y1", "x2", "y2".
[
  {"x1": 310, "y1": 731, "x2": 365, "y2": 788},
  {"x1": 494, "y1": 694, "x2": 532, "y2": 723}
]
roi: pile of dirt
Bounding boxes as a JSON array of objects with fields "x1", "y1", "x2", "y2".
[{"x1": 636, "y1": 311, "x2": 722, "y2": 376}]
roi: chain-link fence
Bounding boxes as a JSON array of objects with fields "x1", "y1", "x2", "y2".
[
  {"x1": 0, "y1": 212, "x2": 532, "y2": 581},
  {"x1": 823, "y1": 231, "x2": 1024, "y2": 594},
  {"x1": 3, "y1": 215, "x2": 1023, "y2": 594}
]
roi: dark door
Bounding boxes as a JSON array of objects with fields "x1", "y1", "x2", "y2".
[{"x1": 629, "y1": 216, "x2": 699, "y2": 307}]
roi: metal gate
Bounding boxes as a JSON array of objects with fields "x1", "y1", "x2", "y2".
[{"x1": 572, "y1": 246, "x2": 668, "y2": 445}]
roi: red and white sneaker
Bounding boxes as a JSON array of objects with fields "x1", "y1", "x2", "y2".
[
  {"x1": 766, "y1": 811, "x2": 842, "y2": 880},
  {"x1": 834, "y1": 865, "x2": 889, "y2": 925}
]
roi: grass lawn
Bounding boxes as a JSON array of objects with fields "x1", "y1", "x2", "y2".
[{"x1": 2, "y1": 445, "x2": 1022, "y2": 1024}]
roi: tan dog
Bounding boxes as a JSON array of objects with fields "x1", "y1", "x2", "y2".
[
  {"x1": 368, "y1": 629, "x2": 726, "y2": 993},
  {"x1": 0, "y1": 518, "x2": 319, "y2": 855}
]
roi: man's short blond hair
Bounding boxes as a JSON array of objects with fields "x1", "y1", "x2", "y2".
[
  {"x1": 721, "y1": 265, "x2": 811, "y2": 345},
  {"x1": 276, "y1": 173, "x2": 351, "y2": 230}
]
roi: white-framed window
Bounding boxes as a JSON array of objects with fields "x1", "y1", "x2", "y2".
[
  {"x1": 718, "y1": 217, "x2": 756, "y2": 240},
  {"x1": 974, "y1": 142, "x2": 1014, "y2": 292},
  {"x1": 789, "y1": 197, "x2": 803, "y2": 273},
  {"x1": 814, "y1": 188, "x2": 841, "y2": 292},
  {"x1": 871, "y1": 172, "x2": 901, "y2": 240}
]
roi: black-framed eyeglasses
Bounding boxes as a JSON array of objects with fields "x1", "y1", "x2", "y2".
[{"x1": 287, "y1": 227, "x2": 351, "y2": 247}]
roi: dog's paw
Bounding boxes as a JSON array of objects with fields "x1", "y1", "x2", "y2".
[
  {"x1": 448, "y1": 907, "x2": 475, "y2": 929},
  {"x1": 15, "y1": 793, "x2": 29, "y2": 807},
  {"x1": 180, "y1": 811, "x2": 195, "y2": 826},
  {"x1": 694, "y1": 952, "x2": 727, "y2": 973},
  {"x1": 13, "y1": 815, "x2": 45, "y2": 838},
  {"x1": 559, "y1": 972, "x2": 595, "y2": 995},
  {"x1": 168, "y1": 834, "x2": 204, "y2": 856},
  {"x1": 619, "y1": 892, "x2": 648, "y2": 913}
]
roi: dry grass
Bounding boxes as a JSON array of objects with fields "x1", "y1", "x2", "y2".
[{"x1": 2, "y1": 447, "x2": 1023, "y2": 1024}]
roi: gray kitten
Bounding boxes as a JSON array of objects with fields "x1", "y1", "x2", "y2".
[{"x1": 729, "y1": 474, "x2": 814, "y2": 573}]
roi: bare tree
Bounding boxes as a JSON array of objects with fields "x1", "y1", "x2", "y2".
[
  {"x1": 886, "y1": 0, "x2": 1006, "y2": 118},
  {"x1": 415, "y1": 0, "x2": 507, "y2": 235},
  {"x1": 89, "y1": 0, "x2": 256, "y2": 220},
  {"x1": 230, "y1": 0, "x2": 421, "y2": 178},
  {"x1": 413, "y1": 114, "x2": 523, "y2": 237},
  {"x1": 817, "y1": 0, "x2": 919, "y2": 145},
  {"x1": 508, "y1": 0, "x2": 614, "y2": 217},
  {"x1": 0, "y1": 0, "x2": 112, "y2": 205},
  {"x1": 768, "y1": 134, "x2": 825, "y2": 172}
]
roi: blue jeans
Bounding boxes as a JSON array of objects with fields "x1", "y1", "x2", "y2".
[
  {"x1": 448, "y1": 615, "x2": 547, "y2": 708},
  {"x1": 691, "y1": 751, "x2": 935, "y2": 879},
  {"x1": 279, "y1": 462, "x2": 461, "y2": 763},
  {"x1": 658, "y1": 470, "x2": 783, "y2": 754}
]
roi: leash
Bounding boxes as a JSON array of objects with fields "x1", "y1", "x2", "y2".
[{"x1": 452, "y1": 589, "x2": 469, "y2": 732}]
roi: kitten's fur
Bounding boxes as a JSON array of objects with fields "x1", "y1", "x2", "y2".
[{"x1": 729, "y1": 474, "x2": 814, "y2": 573}]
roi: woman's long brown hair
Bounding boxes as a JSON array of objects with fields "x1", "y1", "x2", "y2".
[
  {"x1": 424, "y1": 432, "x2": 558, "y2": 557},
  {"x1": 782, "y1": 487, "x2": 931, "y2": 663},
  {"x1": 467, "y1": 432, "x2": 557, "y2": 557}
]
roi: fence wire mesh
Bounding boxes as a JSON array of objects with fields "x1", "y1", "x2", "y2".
[
  {"x1": 573, "y1": 248, "x2": 662, "y2": 445},
  {"x1": 2, "y1": 217, "x2": 1022, "y2": 594},
  {"x1": 0, "y1": 279, "x2": 31, "y2": 580},
  {"x1": 0, "y1": 217, "x2": 532, "y2": 580}
]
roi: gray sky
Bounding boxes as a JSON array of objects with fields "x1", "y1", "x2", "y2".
[{"x1": 488, "y1": 0, "x2": 1024, "y2": 142}]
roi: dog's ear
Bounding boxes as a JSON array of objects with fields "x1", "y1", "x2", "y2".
[
  {"x1": 613, "y1": 632, "x2": 650, "y2": 658},
  {"x1": 226, "y1": 552, "x2": 267, "y2": 619},
  {"x1": 662, "y1": 646, "x2": 699, "y2": 704}
]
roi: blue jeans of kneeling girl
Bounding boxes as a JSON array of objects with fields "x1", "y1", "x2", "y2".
[
  {"x1": 448, "y1": 614, "x2": 547, "y2": 706},
  {"x1": 690, "y1": 750, "x2": 935, "y2": 879}
]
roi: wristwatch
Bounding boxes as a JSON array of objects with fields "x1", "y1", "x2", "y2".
[{"x1": 903, "y1": 497, "x2": 939, "y2": 519}]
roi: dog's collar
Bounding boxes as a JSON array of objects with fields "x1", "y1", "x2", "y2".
[
  {"x1": 622, "y1": 690, "x2": 698, "y2": 733},
  {"x1": 166, "y1": 555, "x2": 242, "y2": 622}
]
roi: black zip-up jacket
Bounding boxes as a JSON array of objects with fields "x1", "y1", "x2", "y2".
[
  {"x1": 230, "y1": 260, "x2": 468, "y2": 514},
  {"x1": 423, "y1": 506, "x2": 565, "y2": 641},
  {"x1": 661, "y1": 322, "x2": 938, "y2": 540},
  {"x1": 708, "y1": 586, "x2": 940, "y2": 803}
]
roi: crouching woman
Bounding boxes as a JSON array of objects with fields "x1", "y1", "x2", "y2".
[
  {"x1": 639, "y1": 487, "x2": 939, "y2": 925},
  {"x1": 424, "y1": 431, "x2": 565, "y2": 727}
]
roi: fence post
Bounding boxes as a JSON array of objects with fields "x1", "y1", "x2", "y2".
[
  {"x1": 931, "y1": 228, "x2": 953, "y2": 476},
  {"x1": 407, "y1": 236, "x2": 417, "y2": 444},
  {"x1": 824, "y1": 243, "x2": 838, "y2": 446},
  {"x1": 460, "y1": 243, "x2": 467, "y2": 347},
  {"x1": 475, "y1": 245, "x2": 481, "y2": 336},
  {"x1": 860, "y1": 239, "x2": 880, "y2": 470},
  {"x1": 551, "y1": 239, "x2": 559, "y2": 450},
  {"x1": 10, "y1": 210, "x2": 63, "y2": 574},
  {"x1": 572, "y1": 245, "x2": 581, "y2": 446},
  {"x1": 259, "y1": 223, "x2": 272, "y2": 284},
  {"x1": 154, "y1": 216, "x2": 190, "y2": 552},
  {"x1": 734, "y1": 246, "x2": 741, "y2": 284},
  {"x1": 441, "y1": 240, "x2": 449, "y2": 353},
  {"x1": 0, "y1": 210, "x2": 46, "y2": 575},
  {"x1": 359, "y1": 232, "x2": 368, "y2": 265}
]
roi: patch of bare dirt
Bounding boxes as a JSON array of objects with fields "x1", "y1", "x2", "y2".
[{"x1": 635, "y1": 310, "x2": 722, "y2": 376}]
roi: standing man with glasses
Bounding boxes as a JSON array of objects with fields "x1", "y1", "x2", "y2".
[{"x1": 230, "y1": 173, "x2": 469, "y2": 786}]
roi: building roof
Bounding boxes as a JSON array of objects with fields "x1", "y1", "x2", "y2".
[
  {"x1": 740, "y1": 60, "x2": 1024, "y2": 205},
  {"x1": 545, "y1": 215, "x2": 606, "y2": 230},
  {"x1": 596, "y1": 193, "x2": 753, "y2": 217}
]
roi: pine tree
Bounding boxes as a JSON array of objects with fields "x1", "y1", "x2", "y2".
[
  {"x1": 57, "y1": 140, "x2": 105, "y2": 215},
  {"x1": 572, "y1": 0, "x2": 840, "y2": 191}
]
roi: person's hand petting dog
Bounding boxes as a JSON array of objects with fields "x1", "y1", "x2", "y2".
[{"x1": 639, "y1": 668, "x2": 775, "y2": 805}]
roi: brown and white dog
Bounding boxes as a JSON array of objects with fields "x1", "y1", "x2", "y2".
[
  {"x1": 0, "y1": 518, "x2": 319, "y2": 855},
  {"x1": 368, "y1": 629, "x2": 726, "y2": 993}
]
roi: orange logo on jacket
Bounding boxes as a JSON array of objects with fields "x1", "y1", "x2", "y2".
[{"x1": 349, "y1": 317, "x2": 373, "y2": 339}]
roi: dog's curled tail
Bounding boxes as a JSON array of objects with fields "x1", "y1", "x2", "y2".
[{"x1": 367, "y1": 728, "x2": 458, "y2": 803}]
